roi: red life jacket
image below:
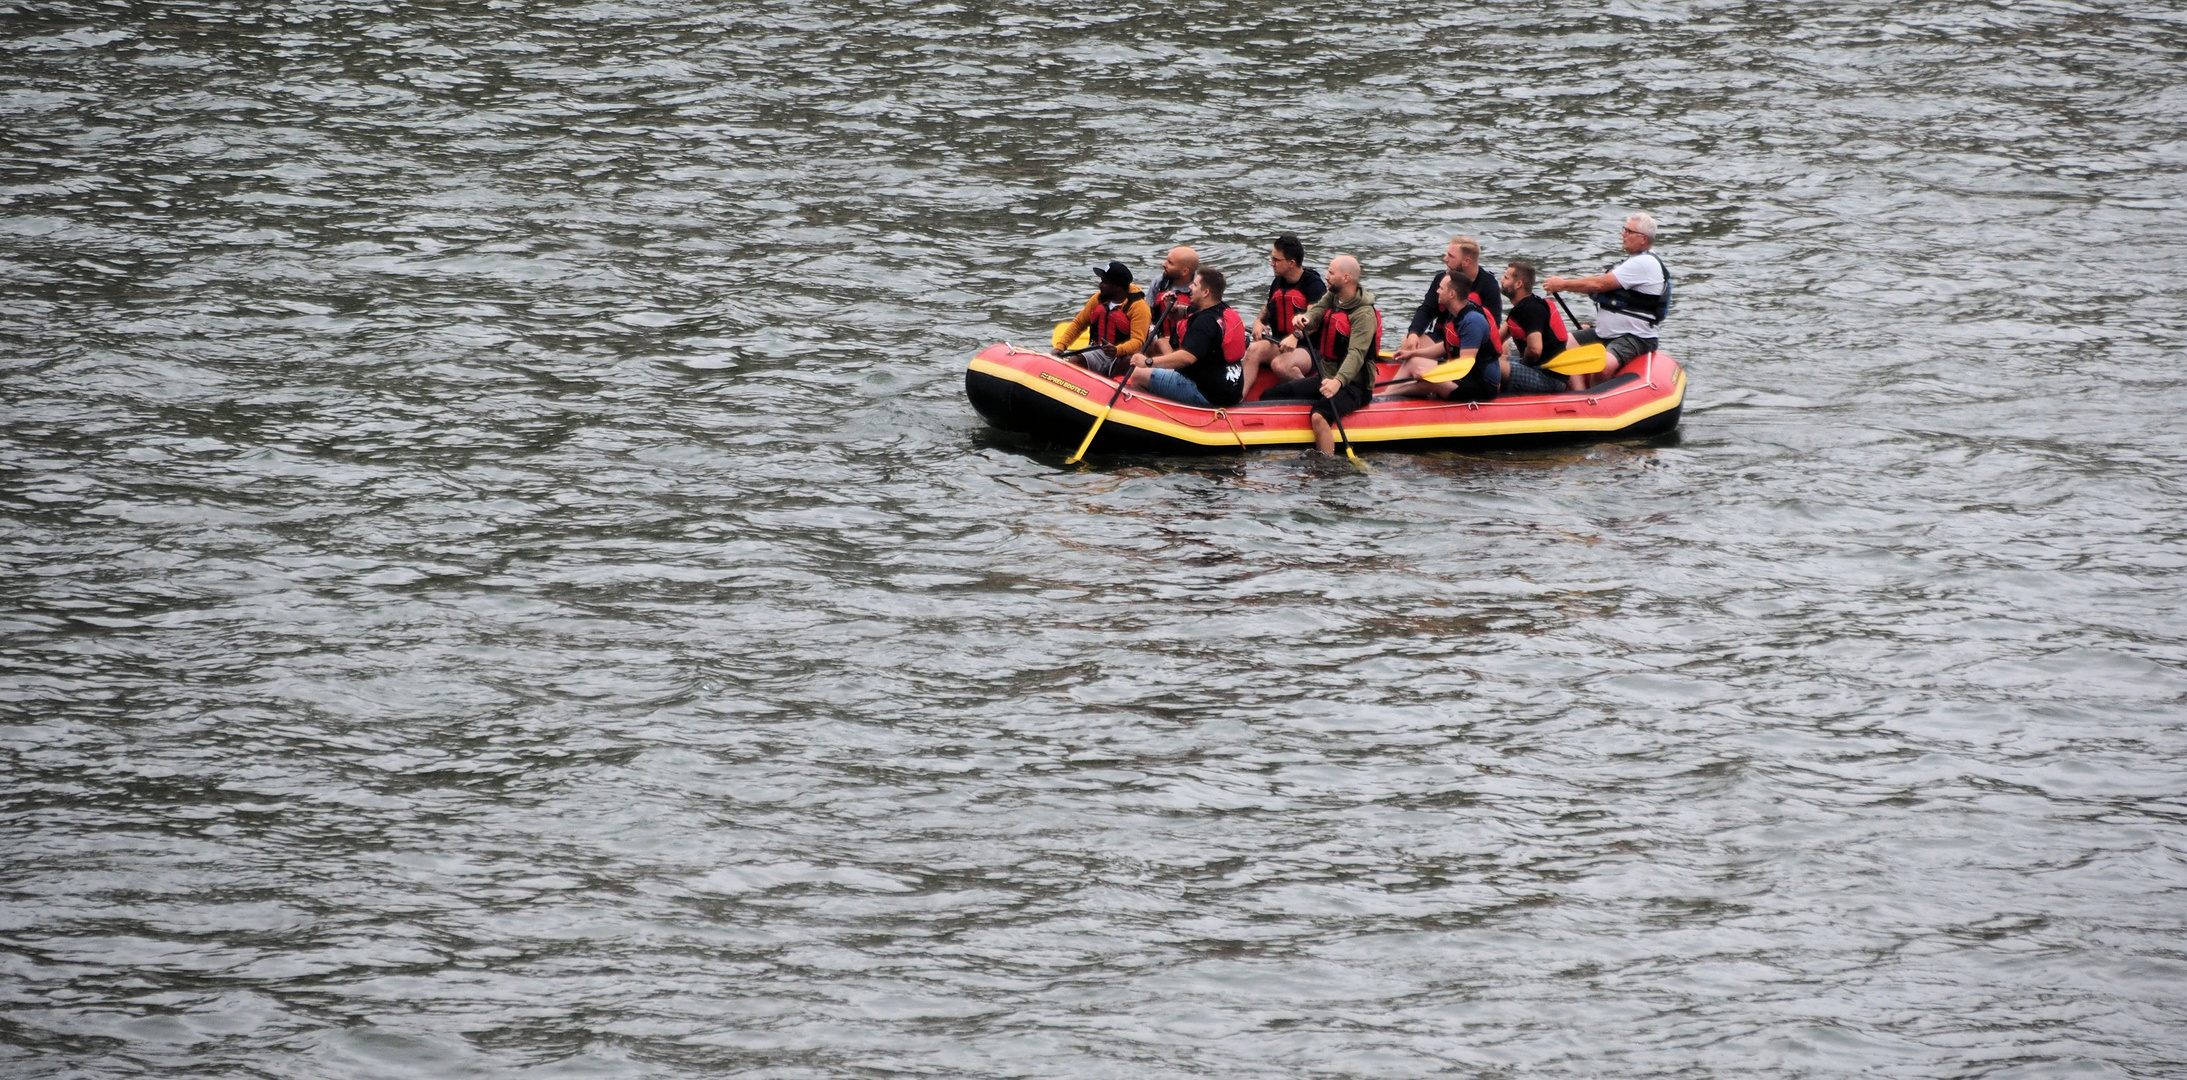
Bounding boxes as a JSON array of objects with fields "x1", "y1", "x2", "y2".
[
  {"x1": 1495, "y1": 295, "x2": 1565, "y2": 362},
  {"x1": 1317, "y1": 305, "x2": 1382, "y2": 379},
  {"x1": 1441, "y1": 301, "x2": 1502, "y2": 358},
  {"x1": 1091, "y1": 289, "x2": 1148, "y2": 349},
  {"x1": 1501, "y1": 296, "x2": 1570, "y2": 362},
  {"x1": 1465, "y1": 293, "x2": 1506, "y2": 357},
  {"x1": 1216, "y1": 305, "x2": 1247, "y2": 362},
  {"x1": 1151, "y1": 284, "x2": 1193, "y2": 344},
  {"x1": 1265, "y1": 278, "x2": 1313, "y2": 338}
]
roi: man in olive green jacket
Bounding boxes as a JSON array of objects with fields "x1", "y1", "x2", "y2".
[{"x1": 1260, "y1": 254, "x2": 1380, "y2": 455}]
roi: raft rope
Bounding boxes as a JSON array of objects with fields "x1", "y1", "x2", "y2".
[
  {"x1": 1218, "y1": 409, "x2": 1244, "y2": 450},
  {"x1": 1135, "y1": 395, "x2": 1240, "y2": 432}
]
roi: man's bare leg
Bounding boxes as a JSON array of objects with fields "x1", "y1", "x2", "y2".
[
  {"x1": 1239, "y1": 339, "x2": 1282, "y2": 398},
  {"x1": 1269, "y1": 346, "x2": 1314, "y2": 382}
]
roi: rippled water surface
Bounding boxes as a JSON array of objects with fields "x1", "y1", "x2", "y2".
[{"x1": 6, "y1": 1, "x2": 2187, "y2": 1076}]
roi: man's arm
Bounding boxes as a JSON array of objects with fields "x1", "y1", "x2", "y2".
[
  {"x1": 1058, "y1": 293, "x2": 1103, "y2": 350},
  {"x1": 1112, "y1": 298, "x2": 1151, "y2": 357},
  {"x1": 1334, "y1": 312, "x2": 1377, "y2": 386},
  {"x1": 1407, "y1": 272, "x2": 1442, "y2": 337},
  {"x1": 1542, "y1": 272, "x2": 1620, "y2": 294},
  {"x1": 1284, "y1": 292, "x2": 1335, "y2": 344},
  {"x1": 1135, "y1": 311, "x2": 1208, "y2": 370}
]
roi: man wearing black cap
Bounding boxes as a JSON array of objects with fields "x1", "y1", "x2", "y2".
[{"x1": 1056, "y1": 260, "x2": 1149, "y2": 370}]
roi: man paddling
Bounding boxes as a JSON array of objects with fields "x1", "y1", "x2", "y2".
[
  {"x1": 1260, "y1": 255, "x2": 1378, "y2": 455},
  {"x1": 1543, "y1": 213, "x2": 1669, "y2": 384},
  {"x1": 1146, "y1": 245, "x2": 1200, "y2": 353},
  {"x1": 1238, "y1": 234, "x2": 1327, "y2": 396},
  {"x1": 1124, "y1": 268, "x2": 1246, "y2": 408},
  {"x1": 1401, "y1": 236, "x2": 1501, "y2": 358},
  {"x1": 1056, "y1": 260, "x2": 1150, "y2": 369}
]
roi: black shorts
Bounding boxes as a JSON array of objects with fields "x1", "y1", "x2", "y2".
[{"x1": 1261, "y1": 375, "x2": 1371, "y2": 422}]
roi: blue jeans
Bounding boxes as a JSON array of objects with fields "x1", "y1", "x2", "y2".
[{"x1": 1143, "y1": 367, "x2": 1212, "y2": 407}]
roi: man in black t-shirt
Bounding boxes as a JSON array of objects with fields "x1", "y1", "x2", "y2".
[
  {"x1": 1500, "y1": 260, "x2": 1567, "y2": 368},
  {"x1": 1401, "y1": 236, "x2": 1501, "y2": 356},
  {"x1": 1126, "y1": 268, "x2": 1246, "y2": 408}
]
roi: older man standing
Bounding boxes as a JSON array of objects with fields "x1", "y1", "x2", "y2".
[
  {"x1": 1544, "y1": 213, "x2": 1670, "y2": 381},
  {"x1": 1401, "y1": 236, "x2": 1501, "y2": 358}
]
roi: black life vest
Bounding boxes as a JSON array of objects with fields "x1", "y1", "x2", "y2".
[
  {"x1": 1316, "y1": 304, "x2": 1382, "y2": 383},
  {"x1": 1595, "y1": 252, "x2": 1670, "y2": 325}
]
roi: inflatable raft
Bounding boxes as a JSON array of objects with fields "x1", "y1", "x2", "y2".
[{"x1": 964, "y1": 343, "x2": 1685, "y2": 455}]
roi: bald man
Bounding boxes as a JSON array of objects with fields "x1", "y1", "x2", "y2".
[
  {"x1": 1259, "y1": 255, "x2": 1381, "y2": 455},
  {"x1": 1146, "y1": 245, "x2": 1201, "y2": 353}
]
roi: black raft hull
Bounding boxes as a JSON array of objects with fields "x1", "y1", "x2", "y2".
[{"x1": 965, "y1": 343, "x2": 1686, "y2": 455}]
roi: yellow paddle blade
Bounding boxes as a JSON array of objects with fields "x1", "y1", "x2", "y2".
[
  {"x1": 1543, "y1": 342, "x2": 1606, "y2": 375},
  {"x1": 1052, "y1": 321, "x2": 1091, "y2": 351},
  {"x1": 1418, "y1": 355, "x2": 1476, "y2": 383}
]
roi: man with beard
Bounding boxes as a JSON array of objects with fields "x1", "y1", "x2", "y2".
[
  {"x1": 1145, "y1": 245, "x2": 1200, "y2": 353},
  {"x1": 1260, "y1": 254, "x2": 1379, "y2": 455},
  {"x1": 1400, "y1": 235, "x2": 1501, "y2": 357},
  {"x1": 1124, "y1": 268, "x2": 1247, "y2": 408}
]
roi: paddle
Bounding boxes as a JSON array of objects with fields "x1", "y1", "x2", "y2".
[
  {"x1": 1374, "y1": 354, "x2": 1474, "y2": 387},
  {"x1": 1052, "y1": 320, "x2": 1092, "y2": 352},
  {"x1": 1542, "y1": 342, "x2": 1606, "y2": 375},
  {"x1": 1064, "y1": 368, "x2": 1131, "y2": 465},
  {"x1": 1537, "y1": 293, "x2": 1609, "y2": 377},
  {"x1": 1551, "y1": 291, "x2": 1586, "y2": 336},
  {"x1": 1374, "y1": 344, "x2": 1598, "y2": 391}
]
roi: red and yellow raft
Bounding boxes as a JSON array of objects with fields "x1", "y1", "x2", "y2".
[{"x1": 964, "y1": 343, "x2": 1686, "y2": 455}]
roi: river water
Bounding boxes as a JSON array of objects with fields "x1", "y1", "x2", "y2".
[{"x1": 5, "y1": 2, "x2": 2187, "y2": 1077}]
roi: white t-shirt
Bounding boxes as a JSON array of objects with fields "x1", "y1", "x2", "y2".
[{"x1": 1594, "y1": 252, "x2": 1666, "y2": 340}]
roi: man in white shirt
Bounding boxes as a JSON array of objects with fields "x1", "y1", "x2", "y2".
[{"x1": 1544, "y1": 213, "x2": 1670, "y2": 382}]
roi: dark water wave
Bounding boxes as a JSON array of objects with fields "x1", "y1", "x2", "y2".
[{"x1": 4, "y1": 1, "x2": 2187, "y2": 1076}]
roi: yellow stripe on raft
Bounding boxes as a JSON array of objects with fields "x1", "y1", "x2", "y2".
[{"x1": 966, "y1": 355, "x2": 1685, "y2": 449}]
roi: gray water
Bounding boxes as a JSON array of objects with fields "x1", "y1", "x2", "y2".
[{"x1": 6, "y1": 1, "x2": 2187, "y2": 1077}]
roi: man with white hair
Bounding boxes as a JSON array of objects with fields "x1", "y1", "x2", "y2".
[{"x1": 1544, "y1": 213, "x2": 1670, "y2": 382}]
